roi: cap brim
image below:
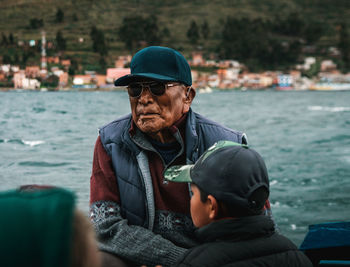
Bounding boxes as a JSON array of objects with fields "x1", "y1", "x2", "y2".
[
  {"x1": 164, "y1": 165, "x2": 193, "y2": 183},
  {"x1": 114, "y1": 73, "x2": 177, "y2": 86}
]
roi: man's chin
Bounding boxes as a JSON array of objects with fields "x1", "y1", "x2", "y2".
[
  {"x1": 136, "y1": 120, "x2": 163, "y2": 134},
  {"x1": 136, "y1": 120, "x2": 175, "y2": 143}
]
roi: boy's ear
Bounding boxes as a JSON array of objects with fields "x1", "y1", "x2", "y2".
[{"x1": 207, "y1": 195, "x2": 219, "y2": 220}]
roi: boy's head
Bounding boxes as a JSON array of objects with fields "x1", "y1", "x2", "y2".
[
  {"x1": 164, "y1": 140, "x2": 270, "y2": 228},
  {"x1": 0, "y1": 186, "x2": 101, "y2": 267}
]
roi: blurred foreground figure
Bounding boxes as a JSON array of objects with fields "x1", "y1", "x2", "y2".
[{"x1": 0, "y1": 186, "x2": 100, "y2": 267}]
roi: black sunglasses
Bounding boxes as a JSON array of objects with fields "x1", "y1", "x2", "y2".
[{"x1": 127, "y1": 81, "x2": 181, "y2": 98}]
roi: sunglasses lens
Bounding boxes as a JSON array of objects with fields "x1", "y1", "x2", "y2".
[
  {"x1": 149, "y1": 82, "x2": 166, "y2": 96},
  {"x1": 127, "y1": 82, "x2": 167, "y2": 97},
  {"x1": 128, "y1": 83, "x2": 143, "y2": 97}
]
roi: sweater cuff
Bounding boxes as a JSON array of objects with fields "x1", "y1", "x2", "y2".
[{"x1": 165, "y1": 246, "x2": 187, "y2": 266}]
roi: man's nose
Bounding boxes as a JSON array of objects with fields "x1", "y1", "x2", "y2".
[{"x1": 138, "y1": 86, "x2": 153, "y2": 103}]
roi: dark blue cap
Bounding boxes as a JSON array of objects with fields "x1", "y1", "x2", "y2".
[
  {"x1": 114, "y1": 46, "x2": 192, "y2": 86},
  {"x1": 165, "y1": 141, "x2": 269, "y2": 214}
]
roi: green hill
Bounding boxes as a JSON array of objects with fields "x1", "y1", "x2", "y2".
[{"x1": 0, "y1": 0, "x2": 349, "y2": 72}]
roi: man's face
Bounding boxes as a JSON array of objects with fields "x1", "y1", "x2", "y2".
[
  {"x1": 129, "y1": 80, "x2": 193, "y2": 142},
  {"x1": 190, "y1": 184, "x2": 212, "y2": 228}
]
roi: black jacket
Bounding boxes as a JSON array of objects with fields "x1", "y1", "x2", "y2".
[{"x1": 174, "y1": 215, "x2": 312, "y2": 267}]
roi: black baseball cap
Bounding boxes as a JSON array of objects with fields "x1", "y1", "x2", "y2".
[
  {"x1": 114, "y1": 46, "x2": 192, "y2": 86},
  {"x1": 164, "y1": 140, "x2": 270, "y2": 214}
]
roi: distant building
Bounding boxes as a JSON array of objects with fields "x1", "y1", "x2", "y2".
[
  {"x1": 73, "y1": 75, "x2": 93, "y2": 85},
  {"x1": 191, "y1": 52, "x2": 205, "y2": 66},
  {"x1": 296, "y1": 57, "x2": 316, "y2": 71},
  {"x1": 58, "y1": 72, "x2": 69, "y2": 88},
  {"x1": 115, "y1": 55, "x2": 132, "y2": 68},
  {"x1": 25, "y1": 66, "x2": 40, "y2": 78},
  {"x1": 106, "y1": 68, "x2": 130, "y2": 84},
  {"x1": 205, "y1": 60, "x2": 217, "y2": 67},
  {"x1": 321, "y1": 60, "x2": 337, "y2": 72},
  {"x1": 13, "y1": 71, "x2": 26, "y2": 88},
  {"x1": 277, "y1": 74, "x2": 293, "y2": 90},
  {"x1": 217, "y1": 68, "x2": 227, "y2": 80},
  {"x1": 1, "y1": 65, "x2": 10, "y2": 73},
  {"x1": 258, "y1": 73, "x2": 274, "y2": 88},
  {"x1": 11, "y1": 66, "x2": 19, "y2": 73},
  {"x1": 14, "y1": 71, "x2": 40, "y2": 89},
  {"x1": 218, "y1": 60, "x2": 240, "y2": 69},
  {"x1": 47, "y1": 57, "x2": 60, "y2": 64},
  {"x1": 61, "y1": 59, "x2": 71, "y2": 69},
  {"x1": 0, "y1": 72, "x2": 6, "y2": 81},
  {"x1": 289, "y1": 70, "x2": 301, "y2": 79},
  {"x1": 328, "y1": 47, "x2": 341, "y2": 57},
  {"x1": 225, "y1": 68, "x2": 240, "y2": 80},
  {"x1": 94, "y1": 75, "x2": 107, "y2": 87}
]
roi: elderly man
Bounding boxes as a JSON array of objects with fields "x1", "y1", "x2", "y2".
[{"x1": 89, "y1": 46, "x2": 250, "y2": 267}]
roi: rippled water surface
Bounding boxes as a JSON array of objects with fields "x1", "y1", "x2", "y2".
[{"x1": 1, "y1": 90, "x2": 350, "y2": 246}]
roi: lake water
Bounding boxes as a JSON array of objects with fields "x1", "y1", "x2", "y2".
[{"x1": 1, "y1": 89, "x2": 349, "y2": 246}]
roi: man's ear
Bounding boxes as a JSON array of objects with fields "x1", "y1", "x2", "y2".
[
  {"x1": 186, "y1": 87, "x2": 196, "y2": 102},
  {"x1": 207, "y1": 195, "x2": 219, "y2": 220},
  {"x1": 183, "y1": 87, "x2": 196, "y2": 113}
]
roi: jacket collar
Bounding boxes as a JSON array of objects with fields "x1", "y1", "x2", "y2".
[
  {"x1": 196, "y1": 215, "x2": 275, "y2": 243},
  {"x1": 184, "y1": 108, "x2": 199, "y2": 163}
]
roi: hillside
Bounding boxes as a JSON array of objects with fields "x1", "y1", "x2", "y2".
[{"x1": 0, "y1": 0, "x2": 349, "y2": 72}]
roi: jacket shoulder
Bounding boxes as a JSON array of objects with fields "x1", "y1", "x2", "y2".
[
  {"x1": 193, "y1": 112, "x2": 248, "y2": 144},
  {"x1": 99, "y1": 114, "x2": 131, "y2": 145},
  {"x1": 176, "y1": 233, "x2": 311, "y2": 267}
]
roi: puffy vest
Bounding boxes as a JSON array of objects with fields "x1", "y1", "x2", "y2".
[{"x1": 99, "y1": 109, "x2": 246, "y2": 229}]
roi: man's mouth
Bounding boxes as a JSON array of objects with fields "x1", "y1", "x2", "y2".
[{"x1": 138, "y1": 112, "x2": 159, "y2": 118}]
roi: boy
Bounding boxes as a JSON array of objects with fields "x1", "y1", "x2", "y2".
[{"x1": 165, "y1": 140, "x2": 312, "y2": 267}]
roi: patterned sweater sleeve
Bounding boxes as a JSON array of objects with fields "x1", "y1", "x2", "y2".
[{"x1": 89, "y1": 136, "x2": 187, "y2": 267}]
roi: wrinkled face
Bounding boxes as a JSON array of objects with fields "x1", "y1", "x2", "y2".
[
  {"x1": 190, "y1": 184, "x2": 212, "y2": 228},
  {"x1": 129, "y1": 80, "x2": 193, "y2": 141}
]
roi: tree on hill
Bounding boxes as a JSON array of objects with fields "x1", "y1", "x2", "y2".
[
  {"x1": 99, "y1": 56, "x2": 107, "y2": 70},
  {"x1": 219, "y1": 17, "x2": 301, "y2": 71},
  {"x1": 338, "y1": 22, "x2": 350, "y2": 71},
  {"x1": 90, "y1": 26, "x2": 108, "y2": 56},
  {"x1": 68, "y1": 58, "x2": 78, "y2": 76},
  {"x1": 21, "y1": 49, "x2": 35, "y2": 67},
  {"x1": 40, "y1": 75, "x2": 59, "y2": 88},
  {"x1": 201, "y1": 20, "x2": 210, "y2": 39},
  {"x1": 72, "y1": 13, "x2": 78, "y2": 22},
  {"x1": 1, "y1": 33, "x2": 8, "y2": 47},
  {"x1": 55, "y1": 8, "x2": 64, "y2": 23},
  {"x1": 143, "y1": 15, "x2": 161, "y2": 45},
  {"x1": 56, "y1": 31, "x2": 66, "y2": 51},
  {"x1": 161, "y1": 27, "x2": 170, "y2": 39},
  {"x1": 187, "y1": 20, "x2": 200, "y2": 45},
  {"x1": 6, "y1": 33, "x2": 15, "y2": 46},
  {"x1": 272, "y1": 12, "x2": 304, "y2": 36},
  {"x1": 302, "y1": 21, "x2": 324, "y2": 44},
  {"x1": 118, "y1": 15, "x2": 162, "y2": 52},
  {"x1": 2, "y1": 54, "x2": 11, "y2": 64},
  {"x1": 29, "y1": 18, "x2": 44, "y2": 29},
  {"x1": 272, "y1": 13, "x2": 323, "y2": 45}
]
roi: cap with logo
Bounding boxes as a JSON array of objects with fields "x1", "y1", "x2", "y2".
[
  {"x1": 114, "y1": 46, "x2": 192, "y2": 86},
  {"x1": 164, "y1": 140, "x2": 270, "y2": 215}
]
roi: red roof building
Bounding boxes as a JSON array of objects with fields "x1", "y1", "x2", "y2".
[{"x1": 106, "y1": 68, "x2": 130, "y2": 84}]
